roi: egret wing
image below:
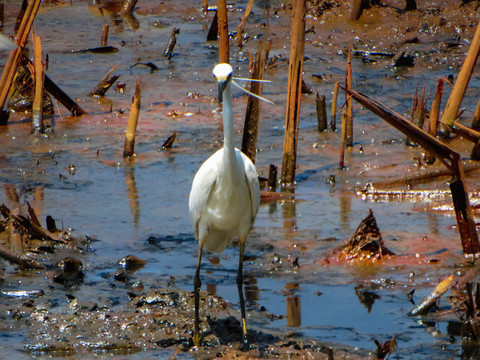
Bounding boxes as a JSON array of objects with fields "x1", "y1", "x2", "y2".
[
  {"x1": 188, "y1": 152, "x2": 220, "y2": 238},
  {"x1": 242, "y1": 153, "x2": 260, "y2": 220}
]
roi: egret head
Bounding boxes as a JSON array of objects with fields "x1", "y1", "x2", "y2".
[{"x1": 213, "y1": 63, "x2": 233, "y2": 103}]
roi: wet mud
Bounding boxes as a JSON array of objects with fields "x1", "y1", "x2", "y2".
[{"x1": 0, "y1": 0, "x2": 480, "y2": 359}]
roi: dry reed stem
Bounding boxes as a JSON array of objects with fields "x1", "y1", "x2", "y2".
[
  {"x1": 345, "y1": 43, "x2": 353, "y2": 147},
  {"x1": 472, "y1": 98, "x2": 480, "y2": 129},
  {"x1": 217, "y1": 0, "x2": 229, "y2": 63},
  {"x1": 316, "y1": 92, "x2": 327, "y2": 131},
  {"x1": 331, "y1": 81, "x2": 339, "y2": 131},
  {"x1": 350, "y1": 0, "x2": 364, "y2": 20},
  {"x1": 101, "y1": 24, "x2": 109, "y2": 47},
  {"x1": 425, "y1": 79, "x2": 443, "y2": 164},
  {"x1": 0, "y1": 0, "x2": 41, "y2": 111},
  {"x1": 123, "y1": 78, "x2": 141, "y2": 158},
  {"x1": 88, "y1": 63, "x2": 120, "y2": 97},
  {"x1": 440, "y1": 21, "x2": 480, "y2": 136},
  {"x1": 280, "y1": 0, "x2": 305, "y2": 185},
  {"x1": 236, "y1": 0, "x2": 254, "y2": 51},
  {"x1": 241, "y1": 40, "x2": 269, "y2": 163},
  {"x1": 339, "y1": 109, "x2": 347, "y2": 168},
  {"x1": 32, "y1": 33, "x2": 44, "y2": 133}
]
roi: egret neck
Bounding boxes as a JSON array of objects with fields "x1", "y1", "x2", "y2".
[{"x1": 218, "y1": 78, "x2": 238, "y2": 183}]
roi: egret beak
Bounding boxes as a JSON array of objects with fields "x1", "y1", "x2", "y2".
[{"x1": 217, "y1": 78, "x2": 228, "y2": 103}]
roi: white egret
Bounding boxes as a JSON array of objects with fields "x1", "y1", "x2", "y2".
[{"x1": 189, "y1": 63, "x2": 261, "y2": 347}]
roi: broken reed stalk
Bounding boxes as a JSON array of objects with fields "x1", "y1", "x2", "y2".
[
  {"x1": 14, "y1": 0, "x2": 28, "y2": 35},
  {"x1": 316, "y1": 92, "x2": 327, "y2": 132},
  {"x1": 345, "y1": 44, "x2": 353, "y2": 147},
  {"x1": 123, "y1": 78, "x2": 141, "y2": 158},
  {"x1": 339, "y1": 109, "x2": 347, "y2": 168},
  {"x1": 450, "y1": 158, "x2": 480, "y2": 258},
  {"x1": 19, "y1": 56, "x2": 85, "y2": 116},
  {"x1": 407, "y1": 84, "x2": 427, "y2": 146},
  {"x1": 0, "y1": 243, "x2": 46, "y2": 270},
  {"x1": 342, "y1": 87, "x2": 480, "y2": 258},
  {"x1": 350, "y1": 0, "x2": 364, "y2": 21},
  {"x1": 472, "y1": 98, "x2": 480, "y2": 129},
  {"x1": 164, "y1": 28, "x2": 180, "y2": 60},
  {"x1": 0, "y1": 3, "x2": 4, "y2": 29},
  {"x1": 440, "y1": 21, "x2": 480, "y2": 137},
  {"x1": 88, "y1": 63, "x2": 120, "y2": 97},
  {"x1": 331, "y1": 81, "x2": 339, "y2": 131},
  {"x1": 207, "y1": 10, "x2": 219, "y2": 41},
  {"x1": 245, "y1": 41, "x2": 271, "y2": 147},
  {"x1": 120, "y1": 0, "x2": 138, "y2": 14},
  {"x1": 236, "y1": 0, "x2": 254, "y2": 51},
  {"x1": 217, "y1": 0, "x2": 229, "y2": 63},
  {"x1": 280, "y1": 0, "x2": 305, "y2": 185},
  {"x1": 424, "y1": 79, "x2": 444, "y2": 164},
  {"x1": 0, "y1": 0, "x2": 41, "y2": 112},
  {"x1": 445, "y1": 120, "x2": 480, "y2": 160},
  {"x1": 268, "y1": 164, "x2": 278, "y2": 190},
  {"x1": 101, "y1": 24, "x2": 109, "y2": 47},
  {"x1": 241, "y1": 40, "x2": 270, "y2": 163},
  {"x1": 32, "y1": 34, "x2": 44, "y2": 133}
]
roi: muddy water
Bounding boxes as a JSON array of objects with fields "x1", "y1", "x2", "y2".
[{"x1": 1, "y1": 0, "x2": 480, "y2": 359}]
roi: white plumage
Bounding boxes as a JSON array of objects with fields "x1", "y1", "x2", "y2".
[{"x1": 189, "y1": 63, "x2": 260, "y2": 347}]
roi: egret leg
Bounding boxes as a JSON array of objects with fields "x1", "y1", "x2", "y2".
[
  {"x1": 236, "y1": 238, "x2": 249, "y2": 348},
  {"x1": 194, "y1": 246, "x2": 203, "y2": 347}
]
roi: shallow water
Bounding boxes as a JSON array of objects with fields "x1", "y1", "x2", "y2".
[{"x1": 0, "y1": 0, "x2": 480, "y2": 359}]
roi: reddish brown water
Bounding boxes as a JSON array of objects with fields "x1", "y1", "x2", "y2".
[{"x1": 0, "y1": 0, "x2": 480, "y2": 359}]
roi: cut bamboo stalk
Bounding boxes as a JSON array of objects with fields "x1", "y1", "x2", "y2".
[
  {"x1": 217, "y1": 0, "x2": 229, "y2": 63},
  {"x1": 331, "y1": 81, "x2": 339, "y2": 131},
  {"x1": 280, "y1": 0, "x2": 305, "y2": 185},
  {"x1": 440, "y1": 21, "x2": 480, "y2": 137},
  {"x1": 241, "y1": 40, "x2": 269, "y2": 163},
  {"x1": 0, "y1": 0, "x2": 41, "y2": 112},
  {"x1": 123, "y1": 78, "x2": 141, "y2": 158},
  {"x1": 236, "y1": 0, "x2": 254, "y2": 51},
  {"x1": 32, "y1": 33, "x2": 44, "y2": 133},
  {"x1": 345, "y1": 43, "x2": 353, "y2": 147},
  {"x1": 339, "y1": 109, "x2": 347, "y2": 168},
  {"x1": 425, "y1": 79, "x2": 443, "y2": 164},
  {"x1": 316, "y1": 92, "x2": 327, "y2": 132},
  {"x1": 101, "y1": 24, "x2": 109, "y2": 47}
]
